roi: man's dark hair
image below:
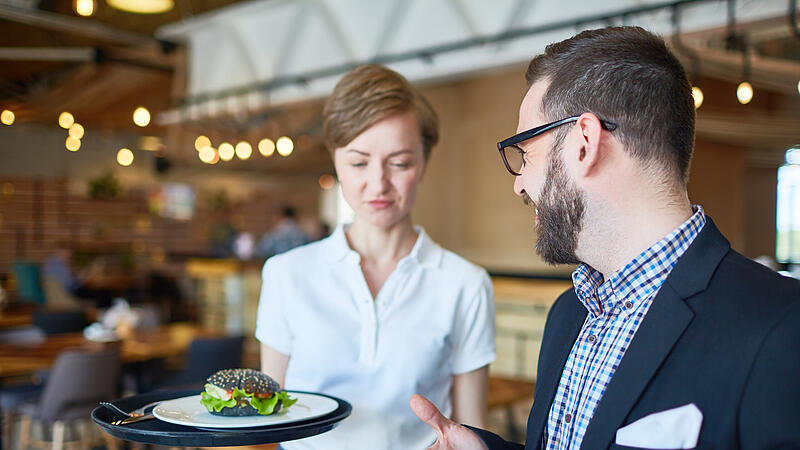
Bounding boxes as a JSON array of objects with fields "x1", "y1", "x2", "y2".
[
  {"x1": 281, "y1": 206, "x2": 296, "y2": 219},
  {"x1": 526, "y1": 26, "x2": 695, "y2": 185}
]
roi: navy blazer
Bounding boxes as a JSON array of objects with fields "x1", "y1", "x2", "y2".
[{"x1": 472, "y1": 219, "x2": 800, "y2": 449}]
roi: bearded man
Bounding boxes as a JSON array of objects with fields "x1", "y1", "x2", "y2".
[{"x1": 411, "y1": 26, "x2": 800, "y2": 450}]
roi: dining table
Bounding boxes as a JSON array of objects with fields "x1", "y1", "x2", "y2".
[{"x1": 0, "y1": 322, "x2": 223, "y2": 380}]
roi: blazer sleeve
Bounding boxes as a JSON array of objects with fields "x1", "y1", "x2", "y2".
[
  {"x1": 738, "y1": 296, "x2": 800, "y2": 448},
  {"x1": 464, "y1": 425, "x2": 525, "y2": 450}
]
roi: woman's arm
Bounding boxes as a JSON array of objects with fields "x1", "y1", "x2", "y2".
[
  {"x1": 451, "y1": 365, "x2": 489, "y2": 428},
  {"x1": 260, "y1": 343, "x2": 290, "y2": 387}
]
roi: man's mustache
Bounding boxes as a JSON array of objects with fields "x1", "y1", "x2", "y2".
[{"x1": 522, "y1": 192, "x2": 534, "y2": 206}]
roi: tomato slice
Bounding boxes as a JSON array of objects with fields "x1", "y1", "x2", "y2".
[{"x1": 254, "y1": 392, "x2": 274, "y2": 399}]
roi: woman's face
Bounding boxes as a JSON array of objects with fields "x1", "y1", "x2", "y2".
[{"x1": 333, "y1": 111, "x2": 426, "y2": 229}]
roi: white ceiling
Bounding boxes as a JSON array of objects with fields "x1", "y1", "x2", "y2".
[{"x1": 156, "y1": 0, "x2": 794, "y2": 124}]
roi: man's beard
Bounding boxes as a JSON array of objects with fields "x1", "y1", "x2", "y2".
[{"x1": 533, "y1": 149, "x2": 585, "y2": 265}]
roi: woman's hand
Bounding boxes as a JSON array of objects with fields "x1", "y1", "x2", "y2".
[{"x1": 410, "y1": 394, "x2": 489, "y2": 450}]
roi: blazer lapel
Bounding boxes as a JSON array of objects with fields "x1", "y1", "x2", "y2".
[
  {"x1": 526, "y1": 292, "x2": 587, "y2": 449},
  {"x1": 579, "y1": 218, "x2": 731, "y2": 448}
]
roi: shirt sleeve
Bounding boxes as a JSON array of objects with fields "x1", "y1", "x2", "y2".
[
  {"x1": 254, "y1": 256, "x2": 293, "y2": 355},
  {"x1": 451, "y1": 269, "x2": 496, "y2": 374}
]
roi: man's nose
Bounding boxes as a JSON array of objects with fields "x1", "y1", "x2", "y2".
[{"x1": 513, "y1": 174, "x2": 525, "y2": 196}]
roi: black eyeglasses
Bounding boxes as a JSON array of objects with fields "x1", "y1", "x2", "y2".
[{"x1": 496, "y1": 116, "x2": 617, "y2": 176}]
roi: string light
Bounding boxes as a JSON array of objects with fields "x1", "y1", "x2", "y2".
[
  {"x1": 133, "y1": 106, "x2": 151, "y2": 127},
  {"x1": 65, "y1": 136, "x2": 81, "y2": 151},
  {"x1": 318, "y1": 174, "x2": 335, "y2": 190},
  {"x1": 737, "y1": 81, "x2": 753, "y2": 104},
  {"x1": 235, "y1": 141, "x2": 253, "y2": 160},
  {"x1": 117, "y1": 148, "x2": 134, "y2": 166},
  {"x1": 0, "y1": 110, "x2": 14, "y2": 125},
  {"x1": 195, "y1": 135, "x2": 211, "y2": 151},
  {"x1": 276, "y1": 136, "x2": 294, "y2": 157},
  {"x1": 59, "y1": 112, "x2": 74, "y2": 129},
  {"x1": 69, "y1": 123, "x2": 85, "y2": 139},
  {"x1": 258, "y1": 138, "x2": 275, "y2": 157},
  {"x1": 691, "y1": 86, "x2": 704, "y2": 109},
  {"x1": 74, "y1": 0, "x2": 95, "y2": 16},
  {"x1": 218, "y1": 142, "x2": 235, "y2": 161},
  {"x1": 199, "y1": 146, "x2": 216, "y2": 164}
]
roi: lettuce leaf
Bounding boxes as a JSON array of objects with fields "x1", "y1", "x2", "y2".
[
  {"x1": 250, "y1": 390, "x2": 298, "y2": 415},
  {"x1": 200, "y1": 384, "x2": 298, "y2": 415}
]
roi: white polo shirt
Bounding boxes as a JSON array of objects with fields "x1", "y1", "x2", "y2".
[{"x1": 255, "y1": 225, "x2": 495, "y2": 450}]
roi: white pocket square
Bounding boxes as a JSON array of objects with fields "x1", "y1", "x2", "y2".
[{"x1": 615, "y1": 403, "x2": 702, "y2": 449}]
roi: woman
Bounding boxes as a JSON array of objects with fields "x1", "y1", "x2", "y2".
[{"x1": 255, "y1": 65, "x2": 495, "y2": 449}]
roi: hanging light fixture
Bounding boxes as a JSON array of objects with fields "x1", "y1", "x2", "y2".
[
  {"x1": 106, "y1": 0, "x2": 173, "y2": 14},
  {"x1": 74, "y1": 0, "x2": 96, "y2": 16},
  {"x1": 58, "y1": 112, "x2": 74, "y2": 129},
  {"x1": 133, "y1": 106, "x2": 151, "y2": 127},
  {"x1": 671, "y1": 5, "x2": 704, "y2": 109},
  {"x1": 736, "y1": 43, "x2": 753, "y2": 104},
  {"x1": 0, "y1": 110, "x2": 14, "y2": 125}
]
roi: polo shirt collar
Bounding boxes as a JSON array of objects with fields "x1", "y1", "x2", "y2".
[{"x1": 322, "y1": 224, "x2": 442, "y2": 269}]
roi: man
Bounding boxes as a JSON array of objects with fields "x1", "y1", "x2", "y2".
[
  {"x1": 256, "y1": 206, "x2": 310, "y2": 259},
  {"x1": 411, "y1": 26, "x2": 800, "y2": 449}
]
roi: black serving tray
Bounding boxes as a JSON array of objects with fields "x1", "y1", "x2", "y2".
[{"x1": 91, "y1": 390, "x2": 351, "y2": 447}]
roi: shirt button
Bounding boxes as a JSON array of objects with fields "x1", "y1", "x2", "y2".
[
  {"x1": 587, "y1": 334, "x2": 596, "y2": 343},
  {"x1": 565, "y1": 413, "x2": 572, "y2": 423},
  {"x1": 624, "y1": 301, "x2": 633, "y2": 309}
]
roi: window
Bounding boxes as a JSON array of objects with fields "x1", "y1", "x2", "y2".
[{"x1": 776, "y1": 147, "x2": 800, "y2": 264}]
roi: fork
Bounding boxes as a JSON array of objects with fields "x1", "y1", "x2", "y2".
[{"x1": 100, "y1": 400, "x2": 160, "y2": 418}]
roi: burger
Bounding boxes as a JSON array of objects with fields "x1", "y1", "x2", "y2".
[{"x1": 200, "y1": 368, "x2": 297, "y2": 416}]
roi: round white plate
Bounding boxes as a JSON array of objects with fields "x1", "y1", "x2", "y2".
[{"x1": 153, "y1": 393, "x2": 339, "y2": 429}]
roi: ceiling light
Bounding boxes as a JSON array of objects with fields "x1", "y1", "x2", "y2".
[
  {"x1": 276, "y1": 136, "x2": 294, "y2": 157},
  {"x1": 65, "y1": 136, "x2": 81, "y2": 151},
  {"x1": 235, "y1": 141, "x2": 252, "y2": 160},
  {"x1": 117, "y1": 148, "x2": 134, "y2": 166},
  {"x1": 195, "y1": 135, "x2": 211, "y2": 151},
  {"x1": 199, "y1": 146, "x2": 216, "y2": 164},
  {"x1": 106, "y1": 0, "x2": 174, "y2": 14},
  {"x1": 59, "y1": 112, "x2": 74, "y2": 129},
  {"x1": 218, "y1": 142, "x2": 234, "y2": 161},
  {"x1": 74, "y1": 0, "x2": 95, "y2": 16},
  {"x1": 318, "y1": 174, "x2": 335, "y2": 190},
  {"x1": 258, "y1": 138, "x2": 275, "y2": 157},
  {"x1": 691, "y1": 86, "x2": 704, "y2": 109},
  {"x1": 736, "y1": 81, "x2": 753, "y2": 104},
  {"x1": 69, "y1": 123, "x2": 85, "y2": 139},
  {"x1": 1, "y1": 110, "x2": 14, "y2": 125},
  {"x1": 133, "y1": 106, "x2": 150, "y2": 127}
]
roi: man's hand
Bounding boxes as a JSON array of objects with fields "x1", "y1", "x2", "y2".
[{"x1": 410, "y1": 394, "x2": 489, "y2": 450}]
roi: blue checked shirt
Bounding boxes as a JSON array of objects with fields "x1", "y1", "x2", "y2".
[{"x1": 543, "y1": 206, "x2": 706, "y2": 450}]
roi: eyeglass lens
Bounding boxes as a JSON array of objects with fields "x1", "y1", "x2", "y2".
[{"x1": 502, "y1": 146, "x2": 524, "y2": 174}]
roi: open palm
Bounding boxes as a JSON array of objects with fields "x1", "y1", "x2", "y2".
[{"x1": 410, "y1": 394, "x2": 489, "y2": 450}]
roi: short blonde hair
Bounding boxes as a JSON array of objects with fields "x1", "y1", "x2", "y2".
[{"x1": 322, "y1": 64, "x2": 439, "y2": 161}]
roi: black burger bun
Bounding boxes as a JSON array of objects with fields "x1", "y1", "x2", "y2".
[{"x1": 206, "y1": 368, "x2": 281, "y2": 394}]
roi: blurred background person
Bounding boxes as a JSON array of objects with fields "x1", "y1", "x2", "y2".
[
  {"x1": 256, "y1": 65, "x2": 496, "y2": 449},
  {"x1": 256, "y1": 205, "x2": 311, "y2": 259}
]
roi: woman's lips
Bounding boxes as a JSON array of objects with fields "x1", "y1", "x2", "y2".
[{"x1": 368, "y1": 200, "x2": 393, "y2": 209}]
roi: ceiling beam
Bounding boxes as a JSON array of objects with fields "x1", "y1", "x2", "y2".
[
  {"x1": 0, "y1": 46, "x2": 95, "y2": 61},
  {"x1": 0, "y1": 4, "x2": 160, "y2": 46}
]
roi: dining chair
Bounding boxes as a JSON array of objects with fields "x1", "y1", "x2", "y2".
[
  {"x1": 154, "y1": 335, "x2": 245, "y2": 390},
  {"x1": 32, "y1": 309, "x2": 87, "y2": 335},
  {"x1": 14, "y1": 348, "x2": 121, "y2": 450}
]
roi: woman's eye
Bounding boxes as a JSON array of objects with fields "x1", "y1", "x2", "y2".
[
  {"x1": 351, "y1": 162, "x2": 367, "y2": 167},
  {"x1": 390, "y1": 161, "x2": 411, "y2": 168}
]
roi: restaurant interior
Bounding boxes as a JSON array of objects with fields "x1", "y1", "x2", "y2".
[{"x1": 1, "y1": 0, "x2": 799, "y2": 448}]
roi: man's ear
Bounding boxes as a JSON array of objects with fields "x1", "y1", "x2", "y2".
[{"x1": 573, "y1": 113, "x2": 605, "y2": 177}]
